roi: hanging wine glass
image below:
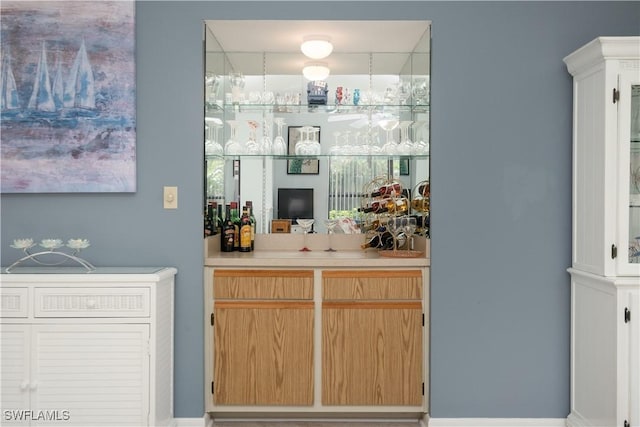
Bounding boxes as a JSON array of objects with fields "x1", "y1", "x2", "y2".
[
  {"x1": 260, "y1": 121, "x2": 273, "y2": 155},
  {"x1": 397, "y1": 80, "x2": 411, "y2": 105},
  {"x1": 379, "y1": 119, "x2": 399, "y2": 155},
  {"x1": 330, "y1": 131, "x2": 342, "y2": 155},
  {"x1": 397, "y1": 120, "x2": 413, "y2": 155},
  {"x1": 272, "y1": 118, "x2": 287, "y2": 155},
  {"x1": 229, "y1": 72, "x2": 245, "y2": 104},
  {"x1": 297, "y1": 219, "x2": 315, "y2": 251},
  {"x1": 224, "y1": 120, "x2": 244, "y2": 155},
  {"x1": 205, "y1": 117, "x2": 224, "y2": 156},
  {"x1": 309, "y1": 127, "x2": 321, "y2": 155},
  {"x1": 245, "y1": 120, "x2": 261, "y2": 154},
  {"x1": 295, "y1": 126, "x2": 319, "y2": 156},
  {"x1": 411, "y1": 120, "x2": 429, "y2": 155}
]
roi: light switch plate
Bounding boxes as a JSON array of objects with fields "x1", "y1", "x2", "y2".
[{"x1": 163, "y1": 186, "x2": 178, "y2": 209}]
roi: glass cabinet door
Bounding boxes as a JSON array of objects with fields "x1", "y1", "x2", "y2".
[{"x1": 620, "y1": 72, "x2": 640, "y2": 274}]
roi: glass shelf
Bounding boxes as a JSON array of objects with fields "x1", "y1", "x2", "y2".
[
  {"x1": 205, "y1": 102, "x2": 430, "y2": 116},
  {"x1": 205, "y1": 153, "x2": 430, "y2": 160}
]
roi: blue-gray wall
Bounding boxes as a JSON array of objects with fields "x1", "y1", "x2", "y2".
[{"x1": 2, "y1": 1, "x2": 639, "y2": 419}]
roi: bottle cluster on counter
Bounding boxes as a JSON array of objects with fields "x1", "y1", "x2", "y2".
[{"x1": 204, "y1": 200, "x2": 256, "y2": 253}]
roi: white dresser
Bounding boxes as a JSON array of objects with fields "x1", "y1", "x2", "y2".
[
  {"x1": 0, "y1": 267, "x2": 176, "y2": 427},
  {"x1": 564, "y1": 37, "x2": 640, "y2": 427}
]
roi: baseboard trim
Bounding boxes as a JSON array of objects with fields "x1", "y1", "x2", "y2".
[
  {"x1": 175, "y1": 416, "x2": 567, "y2": 427},
  {"x1": 173, "y1": 417, "x2": 209, "y2": 427},
  {"x1": 428, "y1": 419, "x2": 566, "y2": 427}
]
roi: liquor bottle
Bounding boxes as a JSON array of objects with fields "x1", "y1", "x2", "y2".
[
  {"x1": 207, "y1": 202, "x2": 217, "y2": 235},
  {"x1": 246, "y1": 200, "x2": 256, "y2": 250},
  {"x1": 204, "y1": 206, "x2": 212, "y2": 238},
  {"x1": 370, "y1": 182, "x2": 402, "y2": 197},
  {"x1": 230, "y1": 201, "x2": 240, "y2": 250},
  {"x1": 239, "y1": 207, "x2": 252, "y2": 252},
  {"x1": 216, "y1": 203, "x2": 224, "y2": 235},
  {"x1": 221, "y1": 204, "x2": 235, "y2": 252}
]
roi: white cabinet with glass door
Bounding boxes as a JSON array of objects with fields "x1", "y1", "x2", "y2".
[{"x1": 564, "y1": 36, "x2": 640, "y2": 427}]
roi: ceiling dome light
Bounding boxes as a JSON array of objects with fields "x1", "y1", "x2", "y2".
[
  {"x1": 302, "y1": 62, "x2": 330, "y2": 81},
  {"x1": 301, "y1": 36, "x2": 333, "y2": 59}
]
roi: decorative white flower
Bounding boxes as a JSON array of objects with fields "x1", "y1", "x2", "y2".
[
  {"x1": 11, "y1": 238, "x2": 35, "y2": 249},
  {"x1": 67, "y1": 239, "x2": 90, "y2": 250},
  {"x1": 40, "y1": 239, "x2": 64, "y2": 250}
]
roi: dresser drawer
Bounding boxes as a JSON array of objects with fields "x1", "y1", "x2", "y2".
[
  {"x1": 34, "y1": 287, "x2": 150, "y2": 317},
  {"x1": 1, "y1": 287, "x2": 29, "y2": 318}
]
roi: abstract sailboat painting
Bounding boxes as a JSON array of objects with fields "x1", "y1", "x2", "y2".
[{"x1": 0, "y1": 1, "x2": 136, "y2": 193}]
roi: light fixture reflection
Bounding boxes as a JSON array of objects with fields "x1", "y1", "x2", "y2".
[
  {"x1": 301, "y1": 36, "x2": 333, "y2": 59},
  {"x1": 302, "y1": 62, "x2": 330, "y2": 81}
]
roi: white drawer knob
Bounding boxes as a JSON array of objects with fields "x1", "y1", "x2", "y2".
[
  {"x1": 20, "y1": 380, "x2": 29, "y2": 391},
  {"x1": 86, "y1": 299, "x2": 97, "y2": 309},
  {"x1": 29, "y1": 381, "x2": 38, "y2": 390}
]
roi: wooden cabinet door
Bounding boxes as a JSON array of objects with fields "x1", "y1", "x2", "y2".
[
  {"x1": 214, "y1": 301, "x2": 314, "y2": 405},
  {"x1": 322, "y1": 301, "x2": 422, "y2": 406},
  {"x1": 322, "y1": 270, "x2": 424, "y2": 406}
]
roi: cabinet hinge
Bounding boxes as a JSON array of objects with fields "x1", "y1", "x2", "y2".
[
  {"x1": 625, "y1": 307, "x2": 631, "y2": 323},
  {"x1": 422, "y1": 313, "x2": 425, "y2": 326},
  {"x1": 612, "y1": 244, "x2": 617, "y2": 259},
  {"x1": 623, "y1": 420, "x2": 629, "y2": 427},
  {"x1": 422, "y1": 382, "x2": 425, "y2": 396},
  {"x1": 613, "y1": 88, "x2": 620, "y2": 103},
  {"x1": 211, "y1": 381, "x2": 214, "y2": 394},
  {"x1": 211, "y1": 313, "x2": 214, "y2": 326}
]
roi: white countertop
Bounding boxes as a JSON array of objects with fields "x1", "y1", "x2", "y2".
[{"x1": 205, "y1": 234, "x2": 430, "y2": 268}]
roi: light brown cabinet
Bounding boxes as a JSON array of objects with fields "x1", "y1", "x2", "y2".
[
  {"x1": 212, "y1": 269, "x2": 314, "y2": 405},
  {"x1": 322, "y1": 270, "x2": 424, "y2": 406}
]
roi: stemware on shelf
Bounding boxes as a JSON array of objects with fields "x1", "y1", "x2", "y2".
[
  {"x1": 412, "y1": 77, "x2": 429, "y2": 106},
  {"x1": 245, "y1": 120, "x2": 261, "y2": 154},
  {"x1": 297, "y1": 219, "x2": 315, "y2": 251},
  {"x1": 295, "y1": 126, "x2": 321, "y2": 156},
  {"x1": 260, "y1": 121, "x2": 273, "y2": 155},
  {"x1": 224, "y1": 120, "x2": 244, "y2": 155},
  {"x1": 205, "y1": 117, "x2": 224, "y2": 156},
  {"x1": 229, "y1": 72, "x2": 245, "y2": 104},
  {"x1": 379, "y1": 119, "x2": 399, "y2": 155},
  {"x1": 272, "y1": 118, "x2": 287, "y2": 155},
  {"x1": 397, "y1": 120, "x2": 414, "y2": 155},
  {"x1": 411, "y1": 120, "x2": 429, "y2": 155}
]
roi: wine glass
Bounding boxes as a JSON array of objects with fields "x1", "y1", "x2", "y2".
[
  {"x1": 260, "y1": 121, "x2": 273, "y2": 155},
  {"x1": 224, "y1": 120, "x2": 244, "y2": 155},
  {"x1": 324, "y1": 219, "x2": 339, "y2": 252},
  {"x1": 411, "y1": 120, "x2": 429, "y2": 155},
  {"x1": 204, "y1": 117, "x2": 223, "y2": 156},
  {"x1": 245, "y1": 120, "x2": 261, "y2": 154},
  {"x1": 297, "y1": 219, "x2": 315, "y2": 251},
  {"x1": 397, "y1": 120, "x2": 413, "y2": 155},
  {"x1": 272, "y1": 118, "x2": 287, "y2": 155},
  {"x1": 229, "y1": 72, "x2": 245, "y2": 104},
  {"x1": 379, "y1": 119, "x2": 399, "y2": 155}
]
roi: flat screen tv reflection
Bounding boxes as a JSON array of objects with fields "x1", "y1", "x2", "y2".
[{"x1": 277, "y1": 188, "x2": 314, "y2": 222}]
